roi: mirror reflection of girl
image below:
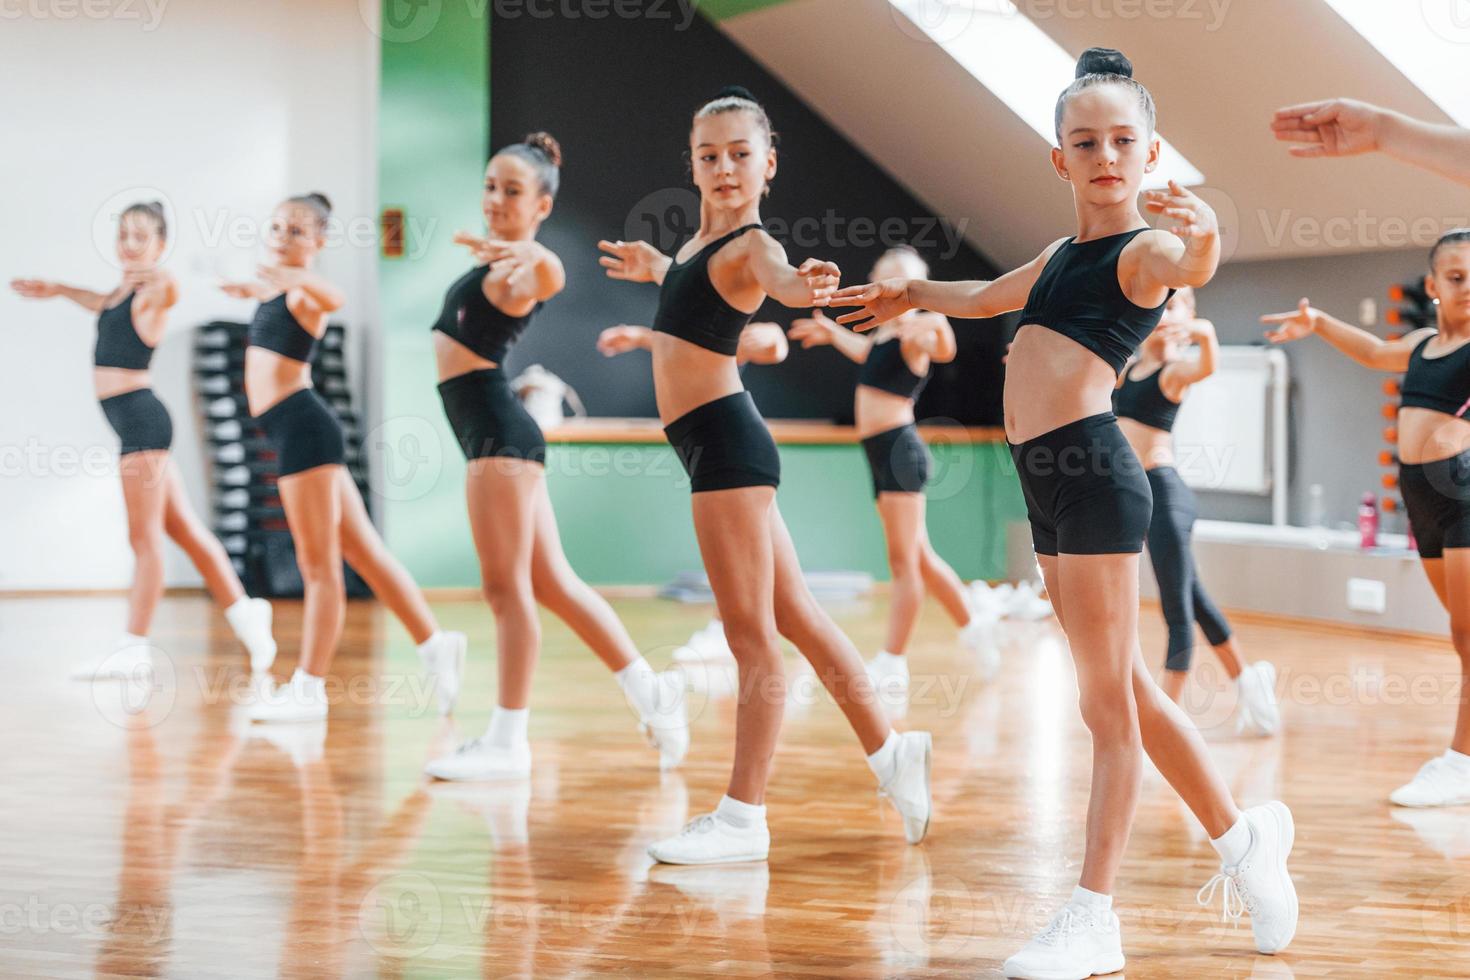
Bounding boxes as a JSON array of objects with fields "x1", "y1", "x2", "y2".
[
  {"x1": 10, "y1": 203, "x2": 277, "y2": 680},
  {"x1": 423, "y1": 134, "x2": 689, "y2": 781},
  {"x1": 833, "y1": 49, "x2": 1297, "y2": 976},
  {"x1": 1262, "y1": 229, "x2": 1470, "y2": 807},
  {"x1": 599, "y1": 86, "x2": 932, "y2": 866},
  {"x1": 221, "y1": 193, "x2": 467, "y2": 723},
  {"x1": 789, "y1": 246, "x2": 999, "y2": 711},
  {"x1": 1115, "y1": 286, "x2": 1279, "y2": 734}
]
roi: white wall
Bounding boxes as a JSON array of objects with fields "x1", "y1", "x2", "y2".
[{"x1": 0, "y1": 0, "x2": 380, "y2": 590}]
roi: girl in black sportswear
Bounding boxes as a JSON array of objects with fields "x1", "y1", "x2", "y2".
[
  {"x1": 423, "y1": 134, "x2": 689, "y2": 781},
  {"x1": 221, "y1": 193, "x2": 466, "y2": 723},
  {"x1": 790, "y1": 246, "x2": 998, "y2": 707},
  {"x1": 11, "y1": 203, "x2": 277, "y2": 680},
  {"x1": 833, "y1": 48, "x2": 1297, "y2": 975},
  {"x1": 1263, "y1": 228, "x2": 1470, "y2": 807},
  {"x1": 1115, "y1": 287, "x2": 1279, "y2": 735},
  {"x1": 599, "y1": 87, "x2": 932, "y2": 866}
]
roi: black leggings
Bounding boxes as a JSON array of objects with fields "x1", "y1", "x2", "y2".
[
  {"x1": 862, "y1": 423, "x2": 931, "y2": 496},
  {"x1": 1145, "y1": 466, "x2": 1232, "y2": 671}
]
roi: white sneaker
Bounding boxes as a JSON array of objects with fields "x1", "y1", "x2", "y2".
[
  {"x1": 249, "y1": 675, "x2": 329, "y2": 724},
  {"x1": 1003, "y1": 901, "x2": 1124, "y2": 979},
  {"x1": 879, "y1": 730, "x2": 933, "y2": 844},
  {"x1": 672, "y1": 620, "x2": 735, "y2": 664},
  {"x1": 226, "y1": 597, "x2": 278, "y2": 674},
  {"x1": 1235, "y1": 662, "x2": 1281, "y2": 737},
  {"x1": 70, "y1": 638, "x2": 154, "y2": 681},
  {"x1": 647, "y1": 812, "x2": 770, "y2": 865},
  {"x1": 420, "y1": 630, "x2": 467, "y2": 716},
  {"x1": 640, "y1": 669, "x2": 690, "y2": 770},
  {"x1": 960, "y1": 618, "x2": 1001, "y2": 679},
  {"x1": 1390, "y1": 755, "x2": 1470, "y2": 807},
  {"x1": 1196, "y1": 801, "x2": 1298, "y2": 954},
  {"x1": 425, "y1": 737, "x2": 531, "y2": 781},
  {"x1": 865, "y1": 653, "x2": 910, "y2": 713}
]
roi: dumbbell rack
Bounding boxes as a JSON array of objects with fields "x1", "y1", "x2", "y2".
[
  {"x1": 1380, "y1": 278, "x2": 1438, "y2": 544},
  {"x1": 192, "y1": 321, "x2": 372, "y2": 598}
]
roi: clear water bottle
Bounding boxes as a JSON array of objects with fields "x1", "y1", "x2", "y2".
[{"x1": 1308, "y1": 483, "x2": 1328, "y2": 549}]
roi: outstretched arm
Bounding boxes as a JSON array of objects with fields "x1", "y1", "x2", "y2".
[
  {"x1": 788, "y1": 309, "x2": 869, "y2": 364},
  {"x1": 899, "y1": 312, "x2": 957, "y2": 364},
  {"x1": 1164, "y1": 318, "x2": 1219, "y2": 389},
  {"x1": 9, "y1": 279, "x2": 111, "y2": 312},
  {"x1": 1262, "y1": 298, "x2": 1429, "y2": 372},
  {"x1": 455, "y1": 233, "x2": 565, "y2": 306},
  {"x1": 829, "y1": 239, "x2": 1064, "y2": 330},
  {"x1": 257, "y1": 265, "x2": 345, "y2": 313},
  {"x1": 746, "y1": 231, "x2": 841, "y2": 309},
  {"x1": 596, "y1": 325, "x2": 652, "y2": 357},
  {"x1": 1137, "y1": 181, "x2": 1220, "y2": 290},
  {"x1": 598, "y1": 239, "x2": 672, "y2": 286},
  {"x1": 737, "y1": 322, "x2": 789, "y2": 366},
  {"x1": 1273, "y1": 98, "x2": 1470, "y2": 187}
]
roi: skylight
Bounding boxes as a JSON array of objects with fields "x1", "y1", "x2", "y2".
[
  {"x1": 889, "y1": 0, "x2": 1205, "y2": 190},
  {"x1": 1319, "y1": 0, "x2": 1470, "y2": 126}
]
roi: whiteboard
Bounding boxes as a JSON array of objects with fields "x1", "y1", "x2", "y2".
[{"x1": 1169, "y1": 346, "x2": 1286, "y2": 497}]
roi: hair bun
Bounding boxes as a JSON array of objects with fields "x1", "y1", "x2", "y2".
[
  {"x1": 307, "y1": 192, "x2": 333, "y2": 214},
  {"x1": 714, "y1": 85, "x2": 758, "y2": 103},
  {"x1": 524, "y1": 131, "x2": 563, "y2": 167},
  {"x1": 1076, "y1": 47, "x2": 1132, "y2": 79}
]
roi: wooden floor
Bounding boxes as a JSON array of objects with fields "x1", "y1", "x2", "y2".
[{"x1": 2, "y1": 592, "x2": 1468, "y2": 978}]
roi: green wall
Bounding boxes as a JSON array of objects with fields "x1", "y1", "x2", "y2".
[
  {"x1": 376, "y1": 7, "x2": 1028, "y2": 589},
  {"x1": 375, "y1": 0, "x2": 491, "y2": 580}
]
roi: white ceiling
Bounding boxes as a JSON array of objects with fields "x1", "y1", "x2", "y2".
[{"x1": 716, "y1": 0, "x2": 1470, "y2": 269}]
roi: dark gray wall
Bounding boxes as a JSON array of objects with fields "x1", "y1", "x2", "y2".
[
  {"x1": 489, "y1": 5, "x2": 1011, "y2": 424},
  {"x1": 1193, "y1": 249, "x2": 1427, "y2": 533}
]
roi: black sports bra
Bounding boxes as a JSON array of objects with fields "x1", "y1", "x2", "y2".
[
  {"x1": 1018, "y1": 228, "x2": 1172, "y2": 376},
  {"x1": 652, "y1": 223, "x2": 763, "y2": 356},
  {"x1": 859, "y1": 336, "x2": 928, "y2": 400},
  {"x1": 432, "y1": 265, "x2": 539, "y2": 364},
  {"x1": 1113, "y1": 362, "x2": 1181, "y2": 432},
  {"x1": 248, "y1": 294, "x2": 320, "y2": 364},
  {"x1": 94, "y1": 292, "x2": 154, "y2": 370},
  {"x1": 1401, "y1": 332, "x2": 1470, "y2": 417}
]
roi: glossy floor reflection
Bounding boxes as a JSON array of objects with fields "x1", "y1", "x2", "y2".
[{"x1": 0, "y1": 593, "x2": 1467, "y2": 977}]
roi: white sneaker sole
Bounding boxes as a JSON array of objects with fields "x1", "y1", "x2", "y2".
[
  {"x1": 1254, "y1": 800, "x2": 1298, "y2": 954},
  {"x1": 646, "y1": 845, "x2": 769, "y2": 866},
  {"x1": 1003, "y1": 954, "x2": 1125, "y2": 980}
]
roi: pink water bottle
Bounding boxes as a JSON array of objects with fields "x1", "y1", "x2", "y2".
[{"x1": 1359, "y1": 492, "x2": 1379, "y2": 549}]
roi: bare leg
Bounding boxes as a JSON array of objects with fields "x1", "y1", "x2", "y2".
[
  {"x1": 528, "y1": 480, "x2": 639, "y2": 672},
  {"x1": 918, "y1": 537, "x2": 973, "y2": 627},
  {"x1": 119, "y1": 451, "x2": 170, "y2": 636},
  {"x1": 770, "y1": 505, "x2": 888, "y2": 754},
  {"x1": 1439, "y1": 550, "x2": 1470, "y2": 755},
  {"x1": 335, "y1": 468, "x2": 437, "y2": 644},
  {"x1": 876, "y1": 493, "x2": 925, "y2": 656},
  {"x1": 464, "y1": 458, "x2": 542, "y2": 709},
  {"x1": 277, "y1": 465, "x2": 344, "y2": 677},
  {"x1": 160, "y1": 460, "x2": 245, "y2": 608},
  {"x1": 691, "y1": 487, "x2": 782, "y2": 805}
]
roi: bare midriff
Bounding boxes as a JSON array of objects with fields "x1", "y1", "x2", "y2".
[
  {"x1": 855, "y1": 385, "x2": 917, "y2": 439},
  {"x1": 1117, "y1": 416, "x2": 1175, "y2": 470},
  {"x1": 1398, "y1": 408, "x2": 1470, "y2": 465},
  {"x1": 652, "y1": 332, "x2": 747, "y2": 425},
  {"x1": 245, "y1": 349, "x2": 314, "y2": 418},
  {"x1": 93, "y1": 367, "x2": 151, "y2": 401},
  {"x1": 434, "y1": 330, "x2": 499, "y2": 384},
  {"x1": 1003, "y1": 323, "x2": 1120, "y2": 444}
]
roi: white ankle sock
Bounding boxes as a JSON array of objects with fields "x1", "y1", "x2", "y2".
[
  {"x1": 874, "y1": 650, "x2": 904, "y2": 664},
  {"x1": 117, "y1": 632, "x2": 149, "y2": 649},
  {"x1": 1211, "y1": 814, "x2": 1252, "y2": 867},
  {"x1": 615, "y1": 657, "x2": 660, "y2": 717},
  {"x1": 866, "y1": 730, "x2": 899, "y2": 785},
  {"x1": 416, "y1": 630, "x2": 444, "y2": 656},
  {"x1": 291, "y1": 669, "x2": 325, "y2": 698},
  {"x1": 1070, "y1": 885, "x2": 1112, "y2": 911},
  {"x1": 486, "y1": 707, "x2": 530, "y2": 749},
  {"x1": 1443, "y1": 748, "x2": 1470, "y2": 774},
  {"x1": 715, "y1": 794, "x2": 766, "y2": 829}
]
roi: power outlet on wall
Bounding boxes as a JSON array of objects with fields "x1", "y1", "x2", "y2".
[
  {"x1": 1359, "y1": 298, "x2": 1377, "y2": 328},
  {"x1": 1347, "y1": 577, "x2": 1387, "y2": 614}
]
